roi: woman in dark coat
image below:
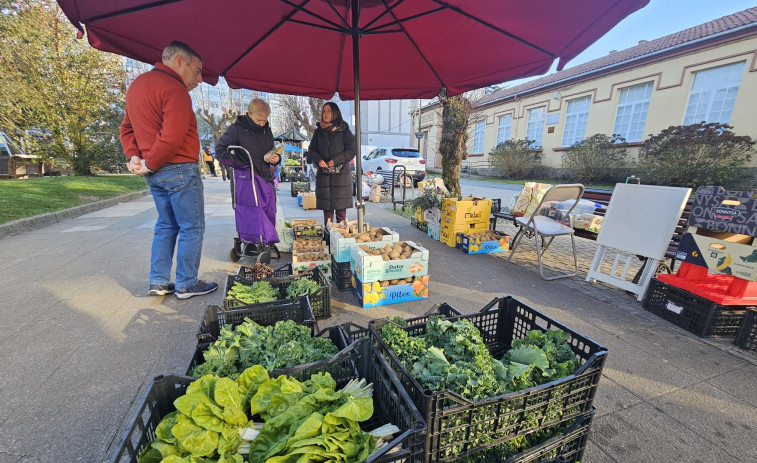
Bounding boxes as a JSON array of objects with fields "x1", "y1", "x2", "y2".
[{"x1": 307, "y1": 102, "x2": 356, "y2": 225}]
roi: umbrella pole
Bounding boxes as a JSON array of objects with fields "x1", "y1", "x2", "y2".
[{"x1": 352, "y1": 1, "x2": 365, "y2": 232}]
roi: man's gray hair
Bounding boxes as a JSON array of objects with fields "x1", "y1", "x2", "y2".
[
  {"x1": 162, "y1": 41, "x2": 203, "y2": 65},
  {"x1": 248, "y1": 98, "x2": 271, "y2": 116}
]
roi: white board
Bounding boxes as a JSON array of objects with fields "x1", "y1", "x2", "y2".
[{"x1": 595, "y1": 184, "x2": 691, "y2": 259}]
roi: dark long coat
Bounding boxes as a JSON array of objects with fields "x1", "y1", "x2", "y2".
[
  {"x1": 215, "y1": 115, "x2": 275, "y2": 183},
  {"x1": 307, "y1": 121, "x2": 356, "y2": 211}
]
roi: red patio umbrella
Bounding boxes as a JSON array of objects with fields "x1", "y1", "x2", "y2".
[{"x1": 57, "y1": 0, "x2": 649, "y2": 227}]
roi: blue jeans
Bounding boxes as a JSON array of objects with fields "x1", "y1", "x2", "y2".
[{"x1": 145, "y1": 163, "x2": 205, "y2": 290}]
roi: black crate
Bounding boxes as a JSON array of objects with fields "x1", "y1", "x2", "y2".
[
  {"x1": 642, "y1": 279, "x2": 749, "y2": 338},
  {"x1": 236, "y1": 262, "x2": 293, "y2": 280},
  {"x1": 341, "y1": 303, "x2": 465, "y2": 342},
  {"x1": 734, "y1": 308, "x2": 757, "y2": 351},
  {"x1": 294, "y1": 223, "x2": 324, "y2": 241},
  {"x1": 110, "y1": 339, "x2": 426, "y2": 463},
  {"x1": 290, "y1": 181, "x2": 311, "y2": 197},
  {"x1": 198, "y1": 299, "x2": 316, "y2": 346},
  {"x1": 188, "y1": 325, "x2": 349, "y2": 376},
  {"x1": 331, "y1": 255, "x2": 353, "y2": 291},
  {"x1": 224, "y1": 266, "x2": 331, "y2": 319},
  {"x1": 502, "y1": 408, "x2": 594, "y2": 463},
  {"x1": 368, "y1": 296, "x2": 608, "y2": 463},
  {"x1": 490, "y1": 198, "x2": 502, "y2": 230}
]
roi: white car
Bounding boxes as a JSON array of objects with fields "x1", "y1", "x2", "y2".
[{"x1": 361, "y1": 147, "x2": 426, "y2": 185}]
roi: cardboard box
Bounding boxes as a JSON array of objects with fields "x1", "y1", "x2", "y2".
[
  {"x1": 293, "y1": 223, "x2": 323, "y2": 241},
  {"x1": 572, "y1": 213, "x2": 603, "y2": 233},
  {"x1": 330, "y1": 226, "x2": 399, "y2": 263},
  {"x1": 677, "y1": 227, "x2": 757, "y2": 281},
  {"x1": 292, "y1": 254, "x2": 332, "y2": 277},
  {"x1": 427, "y1": 223, "x2": 440, "y2": 241},
  {"x1": 350, "y1": 241, "x2": 429, "y2": 283},
  {"x1": 441, "y1": 197, "x2": 492, "y2": 225},
  {"x1": 440, "y1": 222, "x2": 488, "y2": 247},
  {"x1": 424, "y1": 207, "x2": 441, "y2": 225},
  {"x1": 414, "y1": 208, "x2": 427, "y2": 224},
  {"x1": 688, "y1": 186, "x2": 757, "y2": 237},
  {"x1": 459, "y1": 231, "x2": 510, "y2": 255},
  {"x1": 352, "y1": 274, "x2": 429, "y2": 308},
  {"x1": 301, "y1": 192, "x2": 317, "y2": 210}
]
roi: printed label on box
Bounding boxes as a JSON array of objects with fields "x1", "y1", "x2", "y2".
[
  {"x1": 442, "y1": 197, "x2": 492, "y2": 225},
  {"x1": 352, "y1": 275, "x2": 429, "y2": 308}
]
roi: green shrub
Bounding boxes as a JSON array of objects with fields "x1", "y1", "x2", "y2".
[
  {"x1": 637, "y1": 122, "x2": 754, "y2": 187},
  {"x1": 562, "y1": 134, "x2": 628, "y2": 183},
  {"x1": 489, "y1": 139, "x2": 543, "y2": 179}
]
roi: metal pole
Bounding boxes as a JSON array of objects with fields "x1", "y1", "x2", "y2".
[
  {"x1": 352, "y1": 0, "x2": 365, "y2": 232},
  {"x1": 417, "y1": 98, "x2": 421, "y2": 151}
]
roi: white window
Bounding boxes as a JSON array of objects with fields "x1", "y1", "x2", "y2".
[
  {"x1": 496, "y1": 114, "x2": 512, "y2": 145},
  {"x1": 613, "y1": 82, "x2": 653, "y2": 142},
  {"x1": 562, "y1": 96, "x2": 591, "y2": 147},
  {"x1": 683, "y1": 62, "x2": 745, "y2": 125},
  {"x1": 473, "y1": 120, "x2": 485, "y2": 153},
  {"x1": 526, "y1": 107, "x2": 545, "y2": 148}
]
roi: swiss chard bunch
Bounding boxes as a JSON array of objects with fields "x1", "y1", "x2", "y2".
[
  {"x1": 191, "y1": 319, "x2": 338, "y2": 378},
  {"x1": 226, "y1": 281, "x2": 280, "y2": 305}
]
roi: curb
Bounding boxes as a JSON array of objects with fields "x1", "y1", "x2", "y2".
[{"x1": 0, "y1": 189, "x2": 150, "y2": 240}]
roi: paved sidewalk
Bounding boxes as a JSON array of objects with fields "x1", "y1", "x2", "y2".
[{"x1": 0, "y1": 177, "x2": 754, "y2": 462}]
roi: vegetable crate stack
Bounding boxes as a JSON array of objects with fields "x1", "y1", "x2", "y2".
[
  {"x1": 359, "y1": 296, "x2": 607, "y2": 463},
  {"x1": 291, "y1": 219, "x2": 331, "y2": 279},
  {"x1": 457, "y1": 230, "x2": 510, "y2": 255},
  {"x1": 224, "y1": 266, "x2": 331, "y2": 319},
  {"x1": 644, "y1": 186, "x2": 757, "y2": 341},
  {"x1": 439, "y1": 197, "x2": 491, "y2": 247},
  {"x1": 110, "y1": 339, "x2": 427, "y2": 463},
  {"x1": 290, "y1": 181, "x2": 310, "y2": 197},
  {"x1": 350, "y1": 241, "x2": 430, "y2": 308},
  {"x1": 329, "y1": 222, "x2": 387, "y2": 290}
]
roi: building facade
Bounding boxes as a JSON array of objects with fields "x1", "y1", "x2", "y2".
[{"x1": 413, "y1": 8, "x2": 757, "y2": 174}]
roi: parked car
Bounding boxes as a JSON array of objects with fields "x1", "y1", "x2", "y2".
[{"x1": 361, "y1": 147, "x2": 426, "y2": 186}]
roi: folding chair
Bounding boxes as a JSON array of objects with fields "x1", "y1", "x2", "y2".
[{"x1": 507, "y1": 184, "x2": 585, "y2": 280}]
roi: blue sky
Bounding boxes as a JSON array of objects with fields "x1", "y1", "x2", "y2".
[{"x1": 507, "y1": 0, "x2": 756, "y2": 87}]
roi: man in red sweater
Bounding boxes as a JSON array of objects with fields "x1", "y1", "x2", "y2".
[{"x1": 120, "y1": 41, "x2": 218, "y2": 299}]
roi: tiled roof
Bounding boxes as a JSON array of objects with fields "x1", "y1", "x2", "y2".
[{"x1": 476, "y1": 7, "x2": 757, "y2": 107}]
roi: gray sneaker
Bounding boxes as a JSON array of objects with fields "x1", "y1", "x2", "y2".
[
  {"x1": 176, "y1": 280, "x2": 218, "y2": 299},
  {"x1": 148, "y1": 283, "x2": 175, "y2": 296}
]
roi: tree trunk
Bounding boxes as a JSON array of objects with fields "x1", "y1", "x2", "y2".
[{"x1": 439, "y1": 93, "x2": 470, "y2": 197}]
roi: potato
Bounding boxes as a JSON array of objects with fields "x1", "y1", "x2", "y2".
[
  {"x1": 371, "y1": 250, "x2": 381, "y2": 256},
  {"x1": 390, "y1": 279, "x2": 399, "y2": 285},
  {"x1": 389, "y1": 250, "x2": 400, "y2": 259},
  {"x1": 358, "y1": 233, "x2": 370, "y2": 241},
  {"x1": 382, "y1": 254, "x2": 390, "y2": 261},
  {"x1": 380, "y1": 280, "x2": 390, "y2": 287}
]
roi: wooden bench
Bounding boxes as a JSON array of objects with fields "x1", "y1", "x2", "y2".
[{"x1": 492, "y1": 187, "x2": 693, "y2": 269}]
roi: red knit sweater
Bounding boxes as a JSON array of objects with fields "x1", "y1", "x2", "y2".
[{"x1": 120, "y1": 63, "x2": 199, "y2": 171}]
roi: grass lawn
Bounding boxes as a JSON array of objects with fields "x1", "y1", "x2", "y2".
[{"x1": 0, "y1": 175, "x2": 148, "y2": 224}]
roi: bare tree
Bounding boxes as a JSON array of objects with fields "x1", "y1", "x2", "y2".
[
  {"x1": 438, "y1": 88, "x2": 485, "y2": 196},
  {"x1": 274, "y1": 94, "x2": 324, "y2": 136},
  {"x1": 192, "y1": 81, "x2": 248, "y2": 144}
]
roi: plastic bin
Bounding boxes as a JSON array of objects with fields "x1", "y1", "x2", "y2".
[
  {"x1": 734, "y1": 308, "x2": 757, "y2": 352},
  {"x1": 109, "y1": 339, "x2": 426, "y2": 463},
  {"x1": 198, "y1": 299, "x2": 316, "y2": 345},
  {"x1": 236, "y1": 262, "x2": 293, "y2": 280},
  {"x1": 501, "y1": 408, "x2": 594, "y2": 463},
  {"x1": 224, "y1": 267, "x2": 331, "y2": 319},
  {"x1": 642, "y1": 278, "x2": 749, "y2": 338},
  {"x1": 340, "y1": 302, "x2": 464, "y2": 342},
  {"x1": 331, "y1": 255, "x2": 354, "y2": 291},
  {"x1": 368, "y1": 296, "x2": 608, "y2": 463},
  {"x1": 188, "y1": 324, "x2": 349, "y2": 376}
]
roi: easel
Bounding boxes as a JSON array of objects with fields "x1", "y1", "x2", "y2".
[{"x1": 586, "y1": 184, "x2": 691, "y2": 301}]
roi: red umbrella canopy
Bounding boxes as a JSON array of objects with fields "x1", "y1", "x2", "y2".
[{"x1": 57, "y1": 0, "x2": 648, "y2": 100}]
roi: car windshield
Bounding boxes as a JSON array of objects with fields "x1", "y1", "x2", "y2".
[{"x1": 391, "y1": 149, "x2": 420, "y2": 158}]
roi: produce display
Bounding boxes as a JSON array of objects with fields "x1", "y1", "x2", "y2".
[
  {"x1": 240, "y1": 263, "x2": 275, "y2": 280},
  {"x1": 358, "y1": 241, "x2": 416, "y2": 261},
  {"x1": 459, "y1": 230, "x2": 510, "y2": 254},
  {"x1": 226, "y1": 276, "x2": 322, "y2": 305},
  {"x1": 284, "y1": 156, "x2": 301, "y2": 166},
  {"x1": 191, "y1": 319, "x2": 337, "y2": 377},
  {"x1": 292, "y1": 240, "x2": 329, "y2": 261},
  {"x1": 138, "y1": 367, "x2": 399, "y2": 463},
  {"x1": 330, "y1": 226, "x2": 397, "y2": 263},
  {"x1": 379, "y1": 317, "x2": 579, "y2": 401}
]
